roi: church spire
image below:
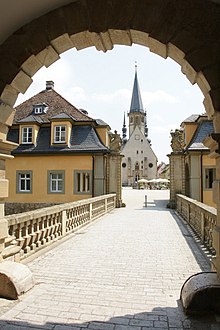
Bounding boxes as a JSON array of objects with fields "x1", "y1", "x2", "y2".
[
  {"x1": 122, "y1": 111, "x2": 127, "y2": 142},
  {"x1": 129, "y1": 63, "x2": 144, "y2": 113}
]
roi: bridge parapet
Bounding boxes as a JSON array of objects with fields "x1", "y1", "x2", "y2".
[
  {"x1": 3, "y1": 194, "x2": 116, "y2": 262},
  {"x1": 176, "y1": 194, "x2": 216, "y2": 255}
]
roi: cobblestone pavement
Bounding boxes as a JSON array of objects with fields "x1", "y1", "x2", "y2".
[{"x1": 0, "y1": 189, "x2": 219, "y2": 330}]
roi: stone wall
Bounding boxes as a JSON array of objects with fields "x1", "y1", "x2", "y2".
[{"x1": 5, "y1": 202, "x2": 60, "y2": 215}]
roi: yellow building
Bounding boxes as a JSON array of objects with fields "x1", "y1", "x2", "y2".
[
  {"x1": 182, "y1": 114, "x2": 216, "y2": 207},
  {"x1": 169, "y1": 114, "x2": 216, "y2": 208},
  {"x1": 5, "y1": 81, "x2": 121, "y2": 214}
]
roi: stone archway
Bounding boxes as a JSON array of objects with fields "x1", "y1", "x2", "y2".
[{"x1": 1, "y1": 0, "x2": 220, "y2": 299}]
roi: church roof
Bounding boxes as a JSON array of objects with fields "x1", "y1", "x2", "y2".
[{"x1": 129, "y1": 67, "x2": 144, "y2": 113}]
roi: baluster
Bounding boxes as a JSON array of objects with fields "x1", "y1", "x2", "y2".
[
  {"x1": 50, "y1": 215, "x2": 55, "y2": 241},
  {"x1": 23, "y1": 220, "x2": 32, "y2": 255},
  {"x1": 54, "y1": 213, "x2": 59, "y2": 241},
  {"x1": 41, "y1": 216, "x2": 47, "y2": 246},
  {"x1": 46, "y1": 215, "x2": 53, "y2": 243},
  {"x1": 17, "y1": 223, "x2": 25, "y2": 257},
  {"x1": 69, "y1": 209, "x2": 74, "y2": 231},
  {"x1": 65, "y1": 209, "x2": 70, "y2": 232},
  {"x1": 36, "y1": 218, "x2": 42, "y2": 248},
  {"x1": 30, "y1": 219, "x2": 37, "y2": 252},
  {"x1": 75, "y1": 207, "x2": 79, "y2": 227}
]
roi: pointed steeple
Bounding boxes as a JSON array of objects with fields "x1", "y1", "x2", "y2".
[
  {"x1": 122, "y1": 111, "x2": 127, "y2": 141},
  {"x1": 129, "y1": 64, "x2": 144, "y2": 113}
]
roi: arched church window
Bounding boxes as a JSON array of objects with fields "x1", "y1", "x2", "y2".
[
  {"x1": 135, "y1": 162, "x2": 139, "y2": 170},
  {"x1": 130, "y1": 117, "x2": 133, "y2": 123}
]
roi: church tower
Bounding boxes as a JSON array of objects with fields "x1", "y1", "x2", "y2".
[
  {"x1": 128, "y1": 65, "x2": 147, "y2": 138},
  {"x1": 121, "y1": 65, "x2": 158, "y2": 187}
]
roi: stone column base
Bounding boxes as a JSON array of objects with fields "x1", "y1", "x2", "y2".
[{"x1": 180, "y1": 271, "x2": 220, "y2": 314}]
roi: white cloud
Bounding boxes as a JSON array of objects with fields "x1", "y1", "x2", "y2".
[
  {"x1": 142, "y1": 90, "x2": 179, "y2": 106},
  {"x1": 61, "y1": 86, "x2": 87, "y2": 106},
  {"x1": 92, "y1": 89, "x2": 130, "y2": 105},
  {"x1": 150, "y1": 125, "x2": 171, "y2": 134}
]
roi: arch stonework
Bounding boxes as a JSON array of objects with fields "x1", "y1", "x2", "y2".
[{"x1": 1, "y1": 0, "x2": 220, "y2": 278}]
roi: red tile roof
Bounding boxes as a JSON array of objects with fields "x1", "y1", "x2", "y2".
[{"x1": 14, "y1": 88, "x2": 93, "y2": 123}]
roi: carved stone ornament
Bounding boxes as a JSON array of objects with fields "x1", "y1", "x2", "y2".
[
  {"x1": 109, "y1": 130, "x2": 122, "y2": 152},
  {"x1": 170, "y1": 129, "x2": 184, "y2": 152}
]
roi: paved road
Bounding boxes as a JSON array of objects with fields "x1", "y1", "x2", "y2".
[{"x1": 0, "y1": 189, "x2": 219, "y2": 329}]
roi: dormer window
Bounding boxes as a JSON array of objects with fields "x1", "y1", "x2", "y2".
[
  {"x1": 33, "y1": 103, "x2": 48, "y2": 115},
  {"x1": 54, "y1": 125, "x2": 66, "y2": 143},
  {"x1": 22, "y1": 127, "x2": 33, "y2": 144}
]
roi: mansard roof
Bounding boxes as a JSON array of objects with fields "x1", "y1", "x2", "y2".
[
  {"x1": 129, "y1": 69, "x2": 144, "y2": 113},
  {"x1": 14, "y1": 87, "x2": 93, "y2": 124},
  {"x1": 8, "y1": 125, "x2": 108, "y2": 155},
  {"x1": 186, "y1": 120, "x2": 214, "y2": 151}
]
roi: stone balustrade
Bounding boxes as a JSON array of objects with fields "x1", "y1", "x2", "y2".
[
  {"x1": 4, "y1": 194, "x2": 116, "y2": 261},
  {"x1": 176, "y1": 194, "x2": 217, "y2": 253}
]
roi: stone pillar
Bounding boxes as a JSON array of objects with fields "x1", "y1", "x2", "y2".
[
  {"x1": 168, "y1": 152, "x2": 185, "y2": 208},
  {"x1": 108, "y1": 131, "x2": 123, "y2": 207},
  {"x1": 108, "y1": 153, "x2": 123, "y2": 207},
  {"x1": 168, "y1": 128, "x2": 185, "y2": 208},
  {"x1": 0, "y1": 140, "x2": 17, "y2": 262}
]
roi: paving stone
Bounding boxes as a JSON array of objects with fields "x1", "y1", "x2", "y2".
[
  {"x1": 0, "y1": 190, "x2": 217, "y2": 330},
  {"x1": 88, "y1": 321, "x2": 115, "y2": 330},
  {"x1": 153, "y1": 320, "x2": 168, "y2": 328}
]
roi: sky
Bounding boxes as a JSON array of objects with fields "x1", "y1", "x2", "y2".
[{"x1": 16, "y1": 44, "x2": 205, "y2": 163}]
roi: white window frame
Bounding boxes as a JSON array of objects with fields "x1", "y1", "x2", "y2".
[
  {"x1": 54, "y1": 125, "x2": 66, "y2": 143},
  {"x1": 22, "y1": 127, "x2": 33, "y2": 144},
  {"x1": 34, "y1": 106, "x2": 43, "y2": 114},
  {"x1": 16, "y1": 171, "x2": 32, "y2": 193},
  {"x1": 48, "y1": 171, "x2": 65, "y2": 194},
  {"x1": 74, "y1": 171, "x2": 92, "y2": 194}
]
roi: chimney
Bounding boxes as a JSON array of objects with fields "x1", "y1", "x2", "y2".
[{"x1": 46, "y1": 81, "x2": 54, "y2": 90}]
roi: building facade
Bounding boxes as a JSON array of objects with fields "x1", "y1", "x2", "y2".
[
  {"x1": 121, "y1": 67, "x2": 158, "y2": 186},
  {"x1": 169, "y1": 114, "x2": 216, "y2": 208},
  {"x1": 5, "y1": 81, "x2": 122, "y2": 214}
]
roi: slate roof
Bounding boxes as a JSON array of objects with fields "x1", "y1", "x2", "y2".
[
  {"x1": 13, "y1": 88, "x2": 93, "y2": 124},
  {"x1": 17, "y1": 115, "x2": 44, "y2": 124},
  {"x1": 95, "y1": 119, "x2": 109, "y2": 127},
  {"x1": 186, "y1": 120, "x2": 214, "y2": 151},
  {"x1": 181, "y1": 114, "x2": 200, "y2": 124},
  {"x1": 8, "y1": 126, "x2": 108, "y2": 155},
  {"x1": 129, "y1": 69, "x2": 144, "y2": 113}
]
